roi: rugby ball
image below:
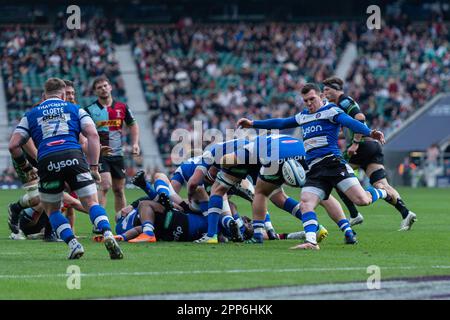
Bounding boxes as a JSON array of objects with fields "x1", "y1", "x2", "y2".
[{"x1": 282, "y1": 159, "x2": 306, "y2": 187}]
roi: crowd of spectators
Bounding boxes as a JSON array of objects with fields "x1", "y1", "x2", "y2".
[
  {"x1": 1, "y1": 7, "x2": 449, "y2": 179},
  {"x1": 346, "y1": 15, "x2": 449, "y2": 137},
  {"x1": 0, "y1": 16, "x2": 137, "y2": 184},
  {"x1": 0, "y1": 16, "x2": 126, "y2": 129},
  {"x1": 130, "y1": 16, "x2": 449, "y2": 169},
  {"x1": 130, "y1": 22, "x2": 354, "y2": 166}
]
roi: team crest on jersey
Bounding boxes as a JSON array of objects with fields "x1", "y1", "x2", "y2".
[
  {"x1": 315, "y1": 113, "x2": 321, "y2": 118},
  {"x1": 116, "y1": 110, "x2": 122, "y2": 117}
]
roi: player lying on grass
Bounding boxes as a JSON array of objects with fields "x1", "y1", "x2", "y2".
[
  {"x1": 129, "y1": 170, "x2": 248, "y2": 242},
  {"x1": 94, "y1": 193, "x2": 307, "y2": 244},
  {"x1": 186, "y1": 138, "x2": 280, "y2": 243},
  {"x1": 238, "y1": 83, "x2": 389, "y2": 250},
  {"x1": 173, "y1": 153, "x2": 270, "y2": 236},
  {"x1": 93, "y1": 187, "x2": 253, "y2": 243},
  {"x1": 322, "y1": 76, "x2": 417, "y2": 230},
  {"x1": 206, "y1": 133, "x2": 357, "y2": 248},
  {"x1": 13, "y1": 192, "x2": 87, "y2": 241}
]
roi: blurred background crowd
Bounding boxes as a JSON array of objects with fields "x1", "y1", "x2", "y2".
[{"x1": 1, "y1": 0, "x2": 449, "y2": 186}]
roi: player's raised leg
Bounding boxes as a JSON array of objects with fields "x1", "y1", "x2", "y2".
[{"x1": 366, "y1": 163, "x2": 417, "y2": 231}]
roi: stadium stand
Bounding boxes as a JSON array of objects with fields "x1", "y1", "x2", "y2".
[
  {"x1": 0, "y1": 17, "x2": 135, "y2": 183},
  {"x1": 0, "y1": 18, "x2": 126, "y2": 125},
  {"x1": 130, "y1": 22, "x2": 354, "y2": 166},
  {"x1": 346, "y1": 19, "x2": 450, "y2": 137},
  {"x1": 1, "y1": 1, "x2": 449, "y2": 179}
]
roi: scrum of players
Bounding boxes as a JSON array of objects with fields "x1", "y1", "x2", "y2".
[{"x1": 7, "y1": 75, "x2": 417, "y2": 259}]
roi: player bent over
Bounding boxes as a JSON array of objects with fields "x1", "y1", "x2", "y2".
[{"x1": 9, "y1": 78, "x2": 123, "y2": 260}]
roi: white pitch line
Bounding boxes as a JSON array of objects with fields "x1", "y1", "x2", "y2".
[{"x1": 0, "y1": 265, "x2": 449, "y2": 280}]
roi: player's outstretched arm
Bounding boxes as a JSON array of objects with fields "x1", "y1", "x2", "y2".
[
  {"x1": 334, "y1": 113, "x2": 385, "y2": 144},
  {"x1": 237, "y1": 116, "x2": 298, "y2": 130}
]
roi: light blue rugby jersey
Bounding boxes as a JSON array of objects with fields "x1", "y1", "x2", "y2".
[
  {"x1": 14, "y1": 98, "x2": 93, "y2": 160},
  {"x1": 197, "y1": 138, "x2": 249, "y2": 174},
  {"x1": 294, "y1": 103, "x2": 345, "y2": 166},
  {"x1": 244, "y1": 134, "x2": 306, "y2": 165},
  {"x1": 172, "y1": 156, "x2": 203, "y2": 183}
]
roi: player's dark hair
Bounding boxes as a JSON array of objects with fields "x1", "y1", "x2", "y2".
[
  {"x1": 44, "y1": 78, "x2": 66, "y2": 95},
  {"x1": 63, "y1": 79, "x2": 74, "y2": 88},
  {"x1": 323, "y1": 76, "x2": 344, "y2": 91},
  {"x1": 301, "y1": 83, "x2": 321, "y2": 95},
  {"x1": 92, "y1": 76, "x2": 111, "y2": 90}
]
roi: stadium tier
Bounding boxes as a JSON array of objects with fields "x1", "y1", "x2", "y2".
[
  {"x1": 0, "y1": 18, "x2": 126, "y2": 124},
  {"x1": 346, "y1": 21, "x2": 450, "y2": 137},
  {"x1": 1, "y1": 6, "x2": 449, "y2": 181}
]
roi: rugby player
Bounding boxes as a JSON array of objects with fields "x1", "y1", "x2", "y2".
[
  {"x1": 93, "y1": 175, "x2": 249, "y2": 243},
  {"x1": 322, "y1": 76, "x2": 417, "y2": 230},
  {"x1": 201, "y1": 134, "x2": 356, "y2": 247},
  {"x1": 7, "y1": 140, "x2": 39, "y2": 238},
  {"x1": 85, "y1": 76, "x2": 140, "y2": 213},
  {"x1": 8, "y1": 80, "x2": 85, "y2": 238},
  {"x1": 237, "y1": 83, "x2": 388, "y2": 249},
  {"x1": 9, "y1": 78, "x2": 123, "y2": 259},
  {"x1": 171, "y1": 151, "x2": 255, "y2": 222},
  {"x1": 17, "y1": 192, "x2": 87, "y2": 241},
  {"x1": 186, "y1": 138, "x2": 262, "y2": 243}
]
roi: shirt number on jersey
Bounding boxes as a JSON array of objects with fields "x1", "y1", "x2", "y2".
[{"x1": 37, "y1": 114, "x2": 70, "y2": 139}]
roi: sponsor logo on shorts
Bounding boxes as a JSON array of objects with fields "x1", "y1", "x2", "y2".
[
  {"x1": 47, "y1": 158, "x2": 80, "y2": 172},
  {"x1": 173, "y1": 225, "x2": 183, "y2": 241},
  {"x1": 41, "y1": 180, "x2": 62, "y2": 190}
]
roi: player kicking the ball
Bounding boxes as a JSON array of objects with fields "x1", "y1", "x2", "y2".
[{"x1": 238, "y1": 83, "x2": 389, "y2": 250}]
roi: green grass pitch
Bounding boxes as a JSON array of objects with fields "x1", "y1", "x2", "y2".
[{"x1": 0, "y1": 187, "x2": 449, "y2": 299}]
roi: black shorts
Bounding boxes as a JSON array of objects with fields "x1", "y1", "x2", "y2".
[
  {"x1": 259, "y1": 157, "x2": 308, "y2": 186},
  {"x1": 99, "y1": 155, "x2": 126, "y2": 179},
  {"x1": 38, "y1": 149, "x2": 95, "y2": 202},
  {"x1": 20, "y1": 210, "x2": 49, "y2": 236},
  {"x1": 154, "y1": 209, "x2": 190, "y2": 241},
  {"x1": 221, "y1": 164, "x2": 260, "y2": 180},
  {"x1": 303, "y1": 156, "x2": 359, "y2": 200},
  {"x1": 348, "y1": 141, "x2": 384, "y2": 171}
]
